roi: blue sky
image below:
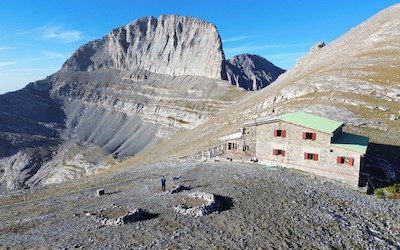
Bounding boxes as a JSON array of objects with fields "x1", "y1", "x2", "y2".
[{"x1": 0, "y1": 0, "x2": 398, "y2": 94}]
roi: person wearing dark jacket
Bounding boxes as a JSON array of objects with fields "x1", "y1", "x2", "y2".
[{"x1": 161, "y1": 176, "x2": 166, "y2": 191}]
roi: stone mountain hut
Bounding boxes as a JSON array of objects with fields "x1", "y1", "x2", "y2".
[{"x1": 219, "y1": 112, "x2": 369, "y2": 187}]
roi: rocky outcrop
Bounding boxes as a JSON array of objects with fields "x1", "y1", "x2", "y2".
[
  {"x1": 225, "y1": 54, "x2": 285, "y2": 90},
  {"x1": 310, "y1": 41, "x2": 325, "y2": 51},
  {"x1": 61, "y1": 15, "x2": 226, "y2": 80}
]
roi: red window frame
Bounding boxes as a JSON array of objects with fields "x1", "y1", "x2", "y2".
[
  {"x1": 274, "y1": 129, "x2": 286, "y2": 138},
  {"x1": 304, "y1": 152, "x2": 319, "y2": 161},
  {"x1": 273, "y1": 149, "x2": 286, "y2": 156},
  {"x1": 302, "y1": 132, "x2": 316, "y2": 141},
  {"x1": 337, "y1": 156, "x2": 354, "y2": 166}
]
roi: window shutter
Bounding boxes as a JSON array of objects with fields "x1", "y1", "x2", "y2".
[
  {"x1": 314, "y1": 154, "x2": 319, "y2": 161},
  {"x1": 282, "y1": 130, "x2": 286, "y2": 138},
  {"x1": 312, "y1": 133, "x2": 317, "y2": 141},
  {"x1": 274, "y1": 130, "x2": 277, "y2": 137},
  {"x1": 304, "y1": 153, "x2": 307, "y2": 159},
  {"x1": 349, "y1": 158, "x2": 354, "y2": 166},
  {"x1": 282, "y1": 150, "x2": 286, "y2": 157},
  {"x1": 337, "y1": 156, "x2": 342, "y2": 164},
  {"x1": 302, "y1": 132, "x2": 306, "y2": 140},
  {"x1": 272, "y1": 149, "x2": 276, "y2": 155}
]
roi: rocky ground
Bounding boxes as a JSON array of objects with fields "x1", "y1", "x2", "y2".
[{"x1": 0, "y1": 159, "x2": 399, "y2": 249}]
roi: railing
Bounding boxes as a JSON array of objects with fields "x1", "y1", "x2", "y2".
[{"x1": 200, "y1": 143, "x2": 225, "y2": 161}]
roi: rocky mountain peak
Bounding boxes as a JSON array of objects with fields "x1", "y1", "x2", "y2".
[
  {"x1": 225, "y1": 54, "x2": 285, "y2": 90},
  {"x1": 0, "y1": 14, "x2": 287, "y2": 191},
  {"x1": 61, "y1": 15, "x2": 226, "y2": 79}
]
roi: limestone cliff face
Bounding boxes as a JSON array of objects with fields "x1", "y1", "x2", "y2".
[{"x1": 62, "y1": 15, "x2": 226, "y2": 79}]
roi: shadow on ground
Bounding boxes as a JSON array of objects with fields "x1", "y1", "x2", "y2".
[
  {"x1": 215, "y1": 195, "x2": 234, "y2": 212},
  {"x1": 105, "y1": 191, "x2": 122, "y2": 195},
  {"x1": 363, "y1": 143, "x2": 400, "y2": 188},
  {"x1": 139, "y1": 211, "x2": 159, "y2": 221},
  {"x1": 171, "y1": 185, "x2": 191, "y2": 194}
]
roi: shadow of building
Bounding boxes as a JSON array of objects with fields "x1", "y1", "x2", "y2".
[{"x1": 361, "y1": 143, "x2": 400, "y2": 189}]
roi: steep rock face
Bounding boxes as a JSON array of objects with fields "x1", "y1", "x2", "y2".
[
  {"x1": 225, "y1": 54, "x2": 285, "y2": 90},
  {"x1": 62, "y1": 15, "x2": 226, "y2": 79},
  {"x1": 0, "y1": 81, "x2": 64, "y2": 190}
]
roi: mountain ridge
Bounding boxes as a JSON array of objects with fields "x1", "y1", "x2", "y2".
[{"x1": 0, "y1": 15, "x2": 284, "y2": 191}]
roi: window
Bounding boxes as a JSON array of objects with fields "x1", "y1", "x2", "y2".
[
  {"x1": 227, "y1": 142, "x2": 238, "y2": 150},
  {"x1": 243, "y1": 145, "x2": 249, "y2": 151},
  {"x1": 274, "y1": 129, "x2": 286, "y2": 138},
  {"x1": 243, "y1": 128, "x2": 249, "y2": 134},
  {"x1": 273, "y1": 149, "x2": 286, "y2": 156},
  {"x1": 303, "y1": 132, "x2": 316, "y2": 140},
  {"x1": 337, "y1": 156, "x2": 354, "y2": 166},
  {"x1": 304, "y1": 153, "x2": 319, "y2": 161}
]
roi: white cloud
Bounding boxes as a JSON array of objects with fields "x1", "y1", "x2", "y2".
[
  {"x1": 41, "y1": 50, "x2": 71, "y2": 59},
  {"x1": 0, "y1": 61, "x2": 17, "y2": 67},
  {"x1": 0, "y1": 24, "x2": 83, "y2": 44},
  {"x1": 0, "y1": 50, "x2": 70, "y2": 69},
  {"x1": 41, "y1": 25, "x2": 82, "y2": 43},
  {"x1": 0, "y1": 47, "x2": 12, "y2": 51},
  {"x1": 225, "y1": 42, "x2": 315, "y2": 54},
  {"x1": 222, "y1": 36, "x2": 249, "y2": 43},
  {"x1": 0, "y1": 28, "x2": 37, "y2": 41},
  {"x1": 1, "y1": 67, "x2": 59, "y2": 72}
]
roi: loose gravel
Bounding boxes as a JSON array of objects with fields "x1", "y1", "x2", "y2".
[{"x1": 0, "y1": 159, "x2": 399, "y2": 249}]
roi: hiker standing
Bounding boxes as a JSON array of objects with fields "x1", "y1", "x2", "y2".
[{"x1": 161, "y1": 176, "x2": 166, "y2": 191}]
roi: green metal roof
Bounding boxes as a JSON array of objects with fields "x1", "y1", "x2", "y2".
[
  {"x1": 279, "y1": 112, "x2": 343, "y2": 134},
  {"x1": 243, "y1": 111, "x2": 369, "y2": 154},
  {"x1": 332, "y1": 132, "x2": 369, "y2": 154}
]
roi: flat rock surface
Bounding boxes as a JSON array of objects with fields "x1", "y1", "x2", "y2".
[{"x1": 0, "y1": 160, "x2": 399, "y2": 249}]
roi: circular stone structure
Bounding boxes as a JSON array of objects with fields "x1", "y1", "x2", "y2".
[
  {"x1": 86, "y1": 205, "x2": 144, "y2": 226},
  {"x1": 173, "y1": 191, "x2": 220, "y2": 217}
]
